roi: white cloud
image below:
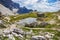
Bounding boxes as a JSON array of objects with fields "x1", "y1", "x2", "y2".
[{"x1": 12, "y1": 0, "x2": 60, "y2": 12}]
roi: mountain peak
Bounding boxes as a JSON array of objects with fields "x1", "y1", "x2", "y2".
[{"x1": 0, "y1": 0, "x2": 33, "y2": 14}]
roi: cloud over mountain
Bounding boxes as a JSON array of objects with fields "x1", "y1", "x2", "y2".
[{"x1": 12, "y1": 0, "x2": 60, "y2": 12}]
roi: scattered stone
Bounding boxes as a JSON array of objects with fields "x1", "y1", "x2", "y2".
[{"x1": 0, "y1": 27, "x2": 25, "y2": 40}]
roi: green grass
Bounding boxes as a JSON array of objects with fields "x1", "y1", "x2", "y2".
[
  {"x1": 14, "y1": 36, "x2": 20, "y2": 40},
  {"x1": 1, "y1": 37, "x2": 8, "y2": 40},
  {"x1": 9, "y1": 12, "x2": 37, "y2": 22}
]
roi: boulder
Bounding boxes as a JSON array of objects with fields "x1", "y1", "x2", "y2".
[
  {"x1": 16, "y1": 18, "x2": 37, "y2": 26},
  {"x1": 31, "y1": 36, "x2": 46, "y2": 40},
  {"x1": 39, "y1": 22, "x2": 49, "y2": 27}
]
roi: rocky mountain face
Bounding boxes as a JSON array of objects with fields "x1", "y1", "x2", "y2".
[
  {"x1": 0, "y1": 0, "x2": 15, "y2": 10},
  {"x1": 0, "y1": 0, "x2": 33, "y2": 13},
  {"x1": 0, "y1": 4, "x2": 14, "y2": 15}
]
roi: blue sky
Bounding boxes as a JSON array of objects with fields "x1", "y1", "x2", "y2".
[{"x1": 12, "y1": 0, "x2": 60, "y2": 12}]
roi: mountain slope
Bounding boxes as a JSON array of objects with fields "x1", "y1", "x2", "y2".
[{"x1": 0, "y1": 4, "x2": 14, "y2": 15}]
